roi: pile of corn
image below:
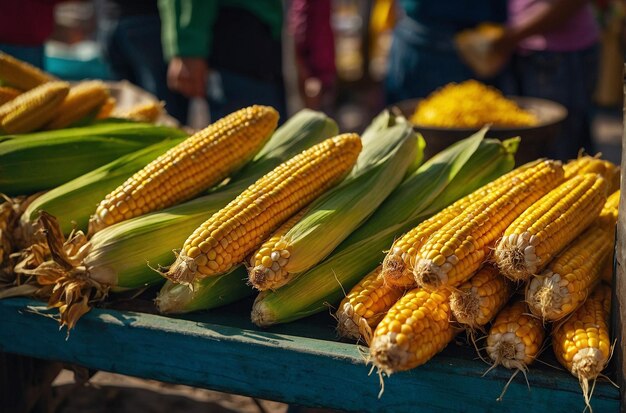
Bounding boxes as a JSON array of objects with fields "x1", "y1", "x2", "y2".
[
  {"x1": 0, "y1": 52, "x2": 620, "y2": 411},
  {"x1": 411, "y1": 80, "x2": 538, "y2": 128}
]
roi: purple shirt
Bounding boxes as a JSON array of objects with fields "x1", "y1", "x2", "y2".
[{"x1": 508, "y1": 0, "x2": 599, "y2": 52}]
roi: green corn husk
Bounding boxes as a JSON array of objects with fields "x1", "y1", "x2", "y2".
[
  {"x1": 251, "y1": 133, "x2": 520, "y2": 326},
  {"x1": 247, "y1": 111, "x2": 424, "y2": 290},
  {"x1": 18, "y1": 138, "x2": 185, "y2": 239},
  {"x1": 0, "y1": 120, "x2": 187, "y2": 195}
]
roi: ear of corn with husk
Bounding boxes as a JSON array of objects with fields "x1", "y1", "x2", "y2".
[
  {"x1": 46, "y1": 81, "x2": 110, "y2": 130},
  {"x1": 0, "y1": 51, "x2": 55, "y2": 90},
  {"x1": 7, "y1": 110, "x2": 338, "y2": 328},
  {"x1": 0, "y1": 121, "x2": 188, "y2": 195},
  {"x1": 248, "y1": 112, "x2": 423, "y2": 291},
  {"x1": 251, "y1": 132, "x2": 519, "y2": 327}
]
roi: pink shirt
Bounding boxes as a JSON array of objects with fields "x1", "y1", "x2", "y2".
[{"x1": 508, "y1": 0, "x2": 599, "y2": 52}]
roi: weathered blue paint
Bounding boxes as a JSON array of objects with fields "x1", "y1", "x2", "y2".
[{"x1": 0, "y1": 298, "x2": 619, "y2": 412}]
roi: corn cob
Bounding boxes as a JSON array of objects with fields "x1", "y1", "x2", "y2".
[
  {"x1": 6, "y1": 110, "x2": 337, "y2": 328},
  {"x1": 336, "y1": 266, "x2": 405, "y2": 345},
  {"x1": 552, "y1": 283, "x2": 611, "y2": 409},
  {"x1": 486, "y1": 299, "x2": 545, "y2": 371},
  {"x1": 413, "y1": 160, "x2": 564, "y2": 290},
  {"x1": 0, "y1": 51, "x2": 55, "y2": 90},
  {"x1": 96, "y1": 97, "x2": 116, "y2": 119},
  {"x1": 564, "y1": 155, "x2": 620, "y2": 193},
  {"x1": 449, "y1": 265, "x2": 512, "y2": 329},
  {"x1": 0, "y1": 86, "x2": 20, "y2": 105},
  {"x1": 600, "y1": 253, "x2": 614, "y2": 284},
  {"x1": 526, "y1": 191, "x2": 619, "y2": 321},
  {"x1": 495, "y1": 173, "x2": 607, "y2": 282},
  {"x1": 370, "y1": 288, "x2": 456, "y2": 373},
  {"x1": 46, "y1": 81, "x2": 109, "y2": 130},
  {"x1": 89, "y1": 105, "x2": 279, "y2": 233},
  {"x1": 116, "y1": 101, "x2": 164, "y2": 123},
  {"x1": 252, "y1": 134, "x2": 519, "y2": 327},
  {"x1": 0, "y1": 81, "x2": 69, "y2": 134},
  {"x1": 382, "y1": 159, "x2": 543, "y2": 288},
  {"x1": 0, "y1": 121, "x2": 187, "y2": 196},
  {"x1": 248, "y1": 112, "x2": 420, "y2": 291},
  {"x1": 167, "y1": 134, "x2": 362, "y2": 284}
]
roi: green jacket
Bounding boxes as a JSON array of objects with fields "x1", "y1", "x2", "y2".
[{"x1": 159, "y1": 0, "x2": 283, "y2": 60}]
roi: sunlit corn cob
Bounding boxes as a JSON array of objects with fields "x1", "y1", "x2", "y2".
[
  {"x1": 564, "y1": 155, "x2": 620, "y2": 193},
  {"x1": 382, "y1": 159, "x2": 542, "y2": 288},
  {"x1": 248, "y1": 113, "x2": 419, "y2": 291},
  {"x1": 526, "y1": 192, "x2": 619, "y2": 321},
  {"x1": 370, "y1": 288, "x2": 456, "y2": 373},
  {"x1": 413, "y1": 160, "x2": 564, "y2": 290},
  {"x1": 46, "y1": 81, "x2": 109, "y2": 130},
  {"x1": 0, "y1": 51, "x2": 55, "y2": 90},
  {"x1": 552, "y1": 283, "x2": 611, "y2": 408},
  {"x1": 0, "y1": 81, "x2": 69, "y2": 134},
  {"x1": 495, "y1": 173, "x2": 607, "y2": 282},
  {"x1": 0, "y1": 86, "x2": 20, "y2": 105},
  {"x1": 96, "y1": 97, "x2": 116, "y2": 119},
  {"x1": 449, "y1": 265, "x2": 512, "y2": 329},
  {"x1": 252, "y1": 134, "x2": 519, "y2": 327},
  {"x1": 336, "y1": 266, "x2": 405, "y2": 345},
  {"x1": 89, "y1": 105, "x2": 279, "y2": 233},
  {"x1": 486, "y1": 300, "x2": 545, "y2": 371},
  {"x1": 116, "y1": 101, "x2": 164, "y2": 123},
  {"x1": 167, "y1": 134, "x2": 362, "y2": 284},
  {"x1": 0, "y1": 121, "x2": 187, "y2": 196}
]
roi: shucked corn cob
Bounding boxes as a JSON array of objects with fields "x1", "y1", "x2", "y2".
[
  {"x1": 167, "y1": 134, "x2": 362, "y2": 284},
  {"x1": 370, "y1": 287, "x2": 456, "y2": 373},
  {"x1": 552, "y1": 283, "x2": 612, "y2": 409},
  {"x1": 0, "y1": 51, "x2": 55, "y2": 90},
  {"x1": 449, "y1": 265, "x2": 512, "y2": 330},
  {"x1": 46, "y1": 81, "x2": 110, "y2": 130},
  {"x1": 0, "y1": 121, "x2": 187, "y2": 196},
  {"x1": 486, "y1": 299, "x2": 545, "y2": 371},
  {"x1": 564, "y1": 155, "x2": 620, "y2": 193},
  {"x1": 248, "y1": 112, "x2": 420, "y2": 291},
  {"x1": 382, "y1": 159, "x2": 543, "y2": 288},
  {"x1": 96, "y1": 97, "x2": 116, "y2": 119},
  {"x1": 413, "y1": 160, "x2": 564, "y2": 290},
  {"x1": 526, "y1": 191, "x2": 619, "y2": 321},
  {"x1": 336, "y1": 266, "x2": 405, "y2": 345},
  {"x1": 89, "y1": 105, "x2": 279, "y2": 233},
  {"x1": 495, "y1": 173, "x2": 607, "y2": 282},
  {"x1": 0, "y1": 87, "x2": 20, "y2": 105},
  {"x1": 8, "y1": 110, "x2": 337, "y2": 328},
  {"x1": 0, "y1": 81, "x2": 69, "y2": 134},
  {"x1": 115, "y1": 101, "x2": 164, "y2": 123},
  {"x1": 252, "y1": 133, "x2": 519, "y2": 327}
]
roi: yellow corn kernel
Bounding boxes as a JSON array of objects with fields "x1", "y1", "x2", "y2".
[
  {"x1": 486, "y1": 300, "x2": 545, "y2": 370},
  {"x1": 336, "y1": 266, "x2": 406, "y2": 345},
  {"x1": 552, "y1": 284, "x2": 611, "y2": 408},
  {"x1": 0, "y1": 51, "x2": 55, "y2": 90},
  {"x1": 370, "y1": 287, "x2": 455, "y2": 373},
  {"x1": 450, "y1": 265, "x2": 512, "y2": 329},
  {"x1": 413, "y1": 160, "x2": 564, "y2": 290},
  {"x1": 0, "y1": 81, "x2": 69, "y2": 134},
  {"x1": 495, "y1": 173, "x2": 607, "y2": 282},
  {"x1": 166, "y1": 134, "x2": 362, "y2": 284},
  {"x1": 0, "y1": 86, "x2": 20, "y2": 105},
  {"x1": 595, "y1": 190, "x2": 619, "y2": 230},
  {"x1": 117, "y1": 101, "x2": 164, "y2": 123},
  {"x1": 89, "y1": 105, "x2": 279, "y2": 234},
  {"x1": 46, "y1": 81, "x2": 109, "y2": 130},
  {"x1": 564, "y1": 155, "x2": 620, "y2": 193},
  {"x1": 248, "y1": 208, "x2": 309, "y2": 291}
]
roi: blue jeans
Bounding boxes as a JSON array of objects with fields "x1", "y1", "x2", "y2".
[
  {"x1": 0, "y1": 44, "x2": 45, "y2": 69},
  {"x1": 101, "y1": 14, "x2": 189, "y2": 124},
  {"x1": 499, "y1": 45, "x2": 599, "y2": 160}
]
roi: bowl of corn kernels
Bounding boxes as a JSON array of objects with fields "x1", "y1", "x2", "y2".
[{"x1": 393, "y1": 80, "x2": 567, "y2": 163}]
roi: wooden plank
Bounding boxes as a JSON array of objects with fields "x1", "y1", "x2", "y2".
[
  {"x1": 616, "y1": 64, "x2": 626, "y2": 413},
  {"x1": 0, "y1": 298, "x2": 618, "y2": 412}
]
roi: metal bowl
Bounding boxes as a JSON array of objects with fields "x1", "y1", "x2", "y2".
[{"x1": 392, "y1": 97, "x2": 568, "y2": 163}]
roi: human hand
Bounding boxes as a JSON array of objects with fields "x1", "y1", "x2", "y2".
[{"x1": 167, "y1": 57, "x2": 208, "y2": 98}]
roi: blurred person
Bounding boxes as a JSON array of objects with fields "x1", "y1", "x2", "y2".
[
  {"x1": 289, "y1": 0, "x2": 336, "y2": 112},
  {"x1": 491, "y1": 0, "x2": 600, "y2": 160},
  {"x1": 100, "y1": 0, "x2": 189, "y2": 123},
  {"x1": 385, "y1": 0, "x2": 506, "y2": 104},
  {"x1": 159, "y1": 0, "x2": 286, "y2": 121},
  {"x1": 0, "y1": 0, "x2": 59, "y2": 68}
]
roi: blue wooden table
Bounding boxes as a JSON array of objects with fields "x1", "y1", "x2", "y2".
[{"x1": 0, "y1": 296, "x2": 619, "y2": 412}]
